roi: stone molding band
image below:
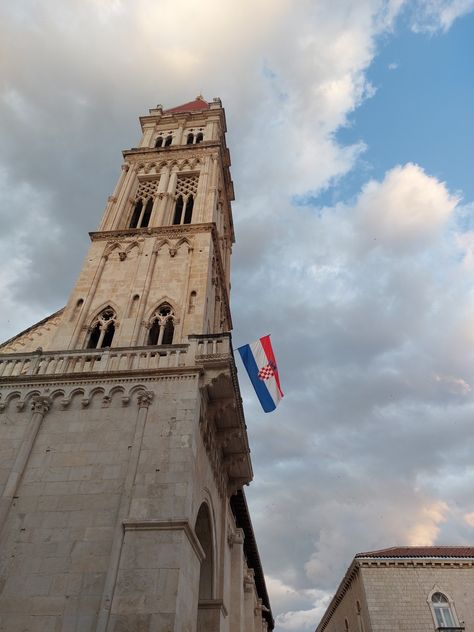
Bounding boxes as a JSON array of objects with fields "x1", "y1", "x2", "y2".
[{"x1": 123, "y1": 518, "x2": 205, "y2": 563}]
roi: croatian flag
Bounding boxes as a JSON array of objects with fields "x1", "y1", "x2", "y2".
[{"x1": 237, "y1": 335, "x2": 283, "y2": 413}]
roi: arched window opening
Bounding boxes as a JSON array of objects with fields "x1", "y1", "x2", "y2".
[
  {"x1": 184, "y1": 195, "x2": 194, "y2": 224},
  {"x1": 186, "y1": 133, "x2": 194, "y2": 145},
  {"x1": 147, "y1": 319, "x2": 160, "y2": 345},
  {"x1": 141, "y1": 197, "x2": 153, "y2": 228},
  {"x1": 188, "y1": 291, "x2": 197, "y2": 313},
  {"x1": 195, "y1": 132, "x2": 203, "y2": 144},
  {"x1": 148, "y1": 304, "x2": 175, "y2": 345},
  {"x1": 195, "y1": 504, "x2": 213, "y2": 601},
  {"x1": 87, "y1": 308, "x2": 117, "y2": 349},
  {"x1": 164, "y1": 135, "x2": 172, "y2": 147},
  {"x1": 173, "y1": 195, "x2": 184, "y2": 225},
  {"x1": 87, "y1": 323, "x2": 101, "y2": 349},
  {"x1": 102, "y1": 322, "x2": 115, "y2": 347},
  {"x1": 155, "y1": 136, "x2": 163, "y2": 148},
  {"x1": 129, "y1": 199, "x2": 143, "y2": 228},
  {"x1": 162, "y1": 319, "x2": 174, "y2": 345},
  {"x1": 431, "y1": 592, "x2": 457, "y2": 628}
]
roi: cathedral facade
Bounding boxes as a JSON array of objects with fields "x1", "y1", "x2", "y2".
[{"x1": 0, "y1": 97, "x2": 273, "y2": 632}]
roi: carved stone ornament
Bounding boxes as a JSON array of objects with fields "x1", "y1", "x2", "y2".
[
  {"x1": 118, "y1": 251, "x2": 127, "y2": 261},
  {"x1": 31, "y1": 396, "x2": 52, "y2": 415},
  {"x1": 137, "y1": 390, "x2": 154, "y2": 408}
]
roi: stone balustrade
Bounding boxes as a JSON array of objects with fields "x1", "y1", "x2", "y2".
[{"x1": 0, "y1": 334, "x2": 231, "y2": 379}]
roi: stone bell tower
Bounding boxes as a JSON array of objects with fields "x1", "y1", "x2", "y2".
[{"x1": 0, "y1": 97, "x2": 273, "y2": 631}]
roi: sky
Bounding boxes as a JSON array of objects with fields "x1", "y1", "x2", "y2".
[{"x1": 1, "y1": 0, "x2": 474, "y2": 629}]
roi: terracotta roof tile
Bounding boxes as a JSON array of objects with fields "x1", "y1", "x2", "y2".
[
  {"x1": 356, "y1": 546, "x2": 474, "y2": 558},
  {"x1": 164, "y1": 96, "x2": 209, "y2": 114}
]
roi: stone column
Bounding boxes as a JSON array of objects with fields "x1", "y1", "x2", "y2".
[
  {"x1": 131, "y1": 241, "x2": 160, "y2": 346},
  {"x1": 178, "y1": 243, "x2": 194, "y2": 341},
  {"x1": 154, "y1": 164, "x2": 171, "y2": 225},
  {"x1": 229, "y1": 528, "x2": 245, "y2": 632},
  {"x1": 0, "y1": 396, "x2": 52, "y2": 535},
  {"x1": 112, "y1": 165, "x2": 137, "y2": 230},
  {"x1": 69, "y1": 252, "x2": 108, "y2": 349},
  {"x1": 244, "y1": 567, "x2": 257, "y2": 632},
  {"x1": 195, "y1": 155, "x2": 211, "y2": 223},
  {"x1": 164, "y1": 169, "x2": 178, "y2": 225},
  {"x1": 95, "y1": 390, "x2": 154, "y2": 632},
  {"x1": 98, "y1": 163, "x2": 129, "y2": 231}
]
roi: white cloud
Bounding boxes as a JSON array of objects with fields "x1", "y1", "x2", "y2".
[
  {"x1": 355, "y1": 163, "x2": 459, "y2": 253},
  {"x1": 0, "y1": 3, "x2": 473, "y2": 631},
  {"x1": 407, "y1": 501, "x2": 449, "y2": 545},
  {"x1": 410, "y1": 0, "x2": 474, "y2": 32}
]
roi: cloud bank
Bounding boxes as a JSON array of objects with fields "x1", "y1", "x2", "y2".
[{"x1": 1, "y1": 1, "x2": 473, "y2": 630}]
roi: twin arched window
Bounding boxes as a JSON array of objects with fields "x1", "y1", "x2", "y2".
[
  {"x1": 87, "y1": 308, "x2": 117, "y2": 349},
  {"x1": 148, "y1": 304, "x2": 175, "y2": 345},
  {"x1": 173, "y1": 194, "x2": 194, "y2": 225},
  {"x1": 85, "y1": 304, "x2": 177, "y2": 349}
]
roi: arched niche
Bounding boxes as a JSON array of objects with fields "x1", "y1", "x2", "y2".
[{"x1": 195, "y1": 502, "x2": 214, "y2": 601}]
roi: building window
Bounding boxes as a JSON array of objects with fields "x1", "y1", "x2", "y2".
[
  {"x1": 147, "y1": 304, "x2": 175, "y2": 345},
  {"x1": 195, "y1": 132, "x2": 204, "y2": 143},
  {"x1": 87, "y1": 308, "x2": 117, "y2": 349},
  {"x1": 129, "y1": 197, "x2": 153, "y2": 228},
  {"x1": 186, "y1": 133, "x2": 194, "y2": 145},
  {"x1": 184, "y1": 195, "x2": 194, "y2": 224},
  {"x1": 155, "y1": 136, "x2": 163, "y2": 148},
  {"x1": 431, "y1": 592, "x2": 458, "y2": 629},
  {"x1": 171, "y1": 174, "x2": 198, "y2": 225},
  {"x1": 164, "y1": 135, "x2": 172, "y2": 147}
]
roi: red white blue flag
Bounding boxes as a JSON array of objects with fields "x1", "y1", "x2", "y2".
[{"x1": 237, "y1": 335, "x2": 283, "y2": 413}]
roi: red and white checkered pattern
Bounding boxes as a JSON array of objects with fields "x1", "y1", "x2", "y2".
[{"x1": 258, "y1": 363, "x2": 275, "y2": 381}]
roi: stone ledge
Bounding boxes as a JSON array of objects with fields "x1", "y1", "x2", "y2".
[{"x1": 123, "y1": 518, "x2": 205, "y2": 563}]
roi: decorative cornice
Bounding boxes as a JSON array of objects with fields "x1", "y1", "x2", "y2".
[
  {"x1": 0, "y1": 366, "x2": 201, "y2": 386},
  {"x1": 89, "y1": 223, "x2": 215, "y2": 241},
  {"x1": 123, "y1": 140, "x2": 221, "y2": 159}
]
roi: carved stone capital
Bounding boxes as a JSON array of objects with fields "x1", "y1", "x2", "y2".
[
  {"x1": 31, "y1": 396, "x2": 52, "y2": 415},
  {"x1": 137, "y1": 390, "x2": 154, "y2": 409}
]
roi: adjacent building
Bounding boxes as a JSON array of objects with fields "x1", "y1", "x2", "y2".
[
  {"x1": 0, "y1": 97, "x2": 273, "y2": 631},
  {"x1": 316, "y1": 546, "x2": 473, "y2": 632}
]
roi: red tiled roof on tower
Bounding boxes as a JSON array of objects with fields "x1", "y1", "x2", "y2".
[
  {"x1": 164, "y1": 96, "x2": 209, "y2": 114},
  {"x1": 356, "y1": 546, "x2": 474, "y2": 558}
]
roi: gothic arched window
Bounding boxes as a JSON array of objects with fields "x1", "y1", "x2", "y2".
[
  {"x1": 195, "y1": 132, "x2": 203, "y2": 144},
  {"x1": 164, "y1": 135, "x2": 172, "y2": 147},
  {"x1": 148, "y1": 304, "x2": 175, "y2": 345},
  {"x1": 431, "y1": 592, "x2": 457, "y2": 628},
  {"x1": 184, "y1": 195, "x2": 194, "y2": 224},
  {"x1": 186, "y1": 133, "x2": 194, "y2": 145},
  {"x1": 141, "y1": 198, "x2": 153, "y2": 228},
  {"x1": 129, "y1": 199, "x2": 143, "y2": 228},
  {"x1": 173, "y1": 195, "x2": 184, "y2": 225},
  {"x1": 87, "y1": 308, "x2": 117, "y2": 349},
  {"x1": 129, "y1": 197, "x2": 153, "y2": 228},
  {"x1": 155, "y1": 136, "x2": 163, "y2": 148}
]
